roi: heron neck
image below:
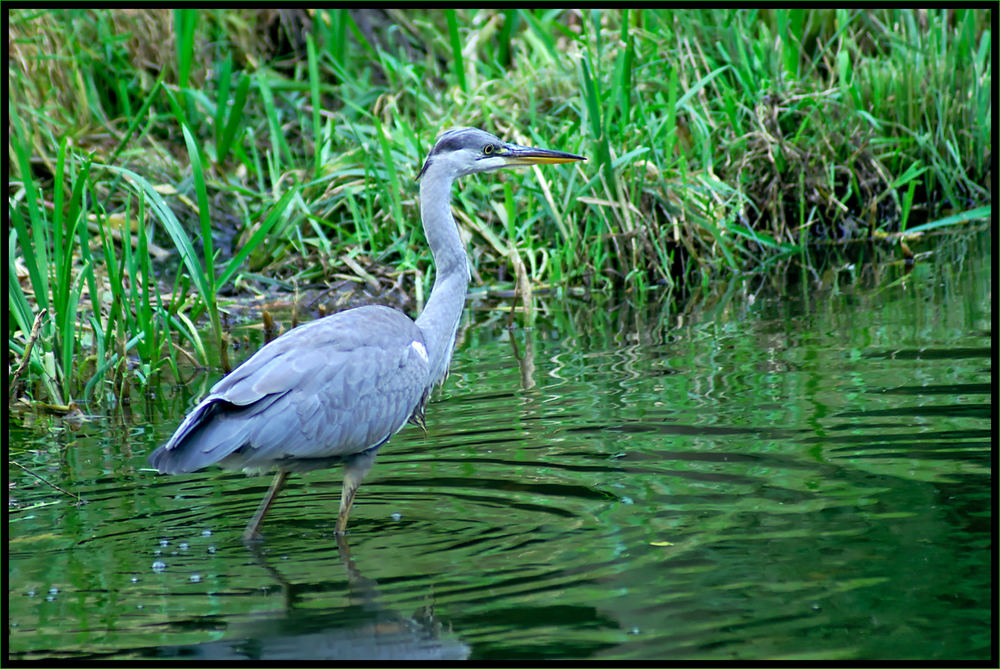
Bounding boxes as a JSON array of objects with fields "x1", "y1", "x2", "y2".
[{"x1": 415, "y1": 169, "x2": 471, "y2": 388}]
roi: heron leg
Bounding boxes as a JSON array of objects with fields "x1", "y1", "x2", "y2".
[
  {"x1": 243, "y1": 470, "x2": 289, "y2": 541},
  {"x1": 336, "y1": 448, "x2": 379, "y2": 534}
]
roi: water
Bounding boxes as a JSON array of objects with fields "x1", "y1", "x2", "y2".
[{"x1": 8, "y1": 234, "x2": 991, "y2": 660}]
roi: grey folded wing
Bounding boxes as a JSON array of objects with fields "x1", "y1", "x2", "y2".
[{"x1": 148, "y1": 306, "x2": 430, "y2": 474}]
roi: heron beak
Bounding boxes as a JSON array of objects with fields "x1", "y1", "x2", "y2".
[{"x1": 500, "y1": 144, "x2": 586, "y2": 166}]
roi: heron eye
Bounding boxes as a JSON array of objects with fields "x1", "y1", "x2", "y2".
[{"x1": 483, "y1": 144, "x2": 494, "y2": 155}]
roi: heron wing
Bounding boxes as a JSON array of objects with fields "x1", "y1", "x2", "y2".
[{"x1": 148, "y1": 306, "x2": 430, "y2": 474}]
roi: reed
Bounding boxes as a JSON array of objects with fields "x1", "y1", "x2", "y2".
[{"x1": 7, "y1": 8, "x2": 991, "y2": 408}]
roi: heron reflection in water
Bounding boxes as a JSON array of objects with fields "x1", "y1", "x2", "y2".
[{"x1": 149, "y1": 128, "x2": 585, "y2": 540}]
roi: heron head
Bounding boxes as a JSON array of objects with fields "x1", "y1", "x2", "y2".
[{"x1": 417, "y1": 127, "x2": 584, "y2": 180}]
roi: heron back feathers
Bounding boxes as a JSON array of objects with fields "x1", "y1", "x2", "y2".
[{"x1": 148, "y1": 305, "x2": 430, "y2": 475}]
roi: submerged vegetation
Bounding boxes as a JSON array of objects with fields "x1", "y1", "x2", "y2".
[{"x1": 7, "y1": 8, "x2": 992, "y2": 409}]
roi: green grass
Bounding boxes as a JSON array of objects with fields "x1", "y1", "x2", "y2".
[{"x1": 7, "y1": 8, "x2": 992, "y2": 408}]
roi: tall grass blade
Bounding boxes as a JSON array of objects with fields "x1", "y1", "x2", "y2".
[
  {"x1": 217, "y1": 71, "x2": 251, "y2": 164},
  {"x1": 900, "y1": 206, "x2": 991, "y2": 235},
  {"x1": 306, "y1": 34, "x2": 323, "y2": 177},
  {"x1": 174, "y1": 9, "x2": 197, "y2": 89},
  {"x1": 217, "y1": 187, "x2": 299, "y2": 287},
  {"x1": 9, "y1": 105, "x2": 49, "y2": 311},
  {"x1": 257, "y1": 76, "x2": 293, "y2": 171},
  {"x1": 446, "y1": 10, "x2": 468, "y2": 93}
]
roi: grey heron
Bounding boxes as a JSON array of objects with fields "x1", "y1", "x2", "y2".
[{"x1": 148, "y1": 127, "x2": 585, "y2": 540}]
